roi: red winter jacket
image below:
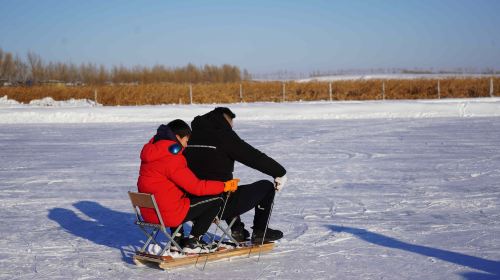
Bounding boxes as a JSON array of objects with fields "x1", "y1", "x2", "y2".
[{"x1": 137, "y1": 138, "x2": 225, "y2": 227}]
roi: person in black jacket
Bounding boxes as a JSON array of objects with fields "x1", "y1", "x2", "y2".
[{"x1": 184, "y1": 107, "x2": 288, "y2": 242}]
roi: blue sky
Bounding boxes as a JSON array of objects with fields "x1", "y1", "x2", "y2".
[{"x1": 1, "y1": 0, "x2": 499, "y2": 74}]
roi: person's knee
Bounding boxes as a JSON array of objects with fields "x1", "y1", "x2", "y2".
[{"x1": 256, "y1": 180, "x2": 275, "y2": 192}]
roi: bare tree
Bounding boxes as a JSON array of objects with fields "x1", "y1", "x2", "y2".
[
  {"x1": 1, "y1": 52, "x2": 15, "y2": 81},
  {"x1": 0, "y1": 48, "x2": 4, "y2": 78},
  {"x1": 97, "y1": 65, "x2": 108, "y2": 84},
  {"x1": 27, "y1": 51, "x2": 44, "y2": 83},
  {"x1": 14, "y1": 54, "x2": 29, "y2": 82},
  {"x1": 242, "y1": 69, "x2": 252, "y2": 81},
  {"x1": 68, "y1": 63, "x2": 79, "y2": 82},
  {"x1": 2, "y1": 48, "x2": 241, "y2": 85}
]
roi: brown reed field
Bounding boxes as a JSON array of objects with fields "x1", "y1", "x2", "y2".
[{"x1": 1, "y1": 77, "x2": 498, "y2": 106}]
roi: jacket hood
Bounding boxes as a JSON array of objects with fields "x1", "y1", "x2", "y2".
[
  {"x1": 191, "y1": 109, "x2": 232, "y2": 132},
  {"x1": 140, "y1": 138, "x2": 183, "y2": 162},
  {"x1": 154, "y1": 124, "x2": 177, "y2": 143}
]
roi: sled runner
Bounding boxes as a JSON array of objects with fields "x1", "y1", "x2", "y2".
[{"x1": 132, "y1": 242, "x2": 275, "y2": 270}]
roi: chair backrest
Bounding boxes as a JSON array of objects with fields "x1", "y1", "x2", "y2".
[
  {"x1": 128, "y1": 191, "x2": 165, "y2": 227},
  {"x1": 129, "y1": 191, "x2": 156, "y2": 209}
]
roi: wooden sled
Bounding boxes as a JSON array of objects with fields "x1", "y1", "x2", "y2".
[{"x1": 133, "y1": 242, "x2": 275, "y2": 270}]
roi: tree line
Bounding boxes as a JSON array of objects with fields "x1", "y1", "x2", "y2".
[{"x1": 0, "y1": 48, "x2": 250, "y2": 85}]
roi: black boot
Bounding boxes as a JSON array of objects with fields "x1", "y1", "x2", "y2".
[
  {"x1": 170, "y1": 226, "x2": 185, "y2": 251},
  {"x1": 182, "y1": 235, "x2": 217, "y2": 254},
  {"x1": 230, "y1": 219, "x2": 250, "y2": 242},
  {"x1": 251, "y1": 228, "x2": 283, "y2": 243},
  {"x1": 170, "y1": 232, "x2": 186, "y2": 251}
]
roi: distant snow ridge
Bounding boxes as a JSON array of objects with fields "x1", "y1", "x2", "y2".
[
  {"x1": 28, "y1": 97, "x2": 100, "y2": 107},
  {"x1": 0, "y1": 95, "x2": 21, "y2": 106},
  {"x1": 297, "y1": 73, "x2": 500, "y2": 82},
  {"x1": 0, "y1": 95, "x2": 100, "y2": 107}
]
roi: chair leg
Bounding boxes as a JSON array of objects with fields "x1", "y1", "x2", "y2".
[
  {"x1": 139, "y1": 227, "x2": 160, "y2": 253},
  {"x1": 159, "y1": 224, "x2": 183, "y2": 255},
  {"x1": 216, "y1": 217, "x2": 240, "y2": 248}
]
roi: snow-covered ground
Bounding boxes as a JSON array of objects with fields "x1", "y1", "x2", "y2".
[{"x1": 0, "y1": 100, "x2": 499, "y2": 279}]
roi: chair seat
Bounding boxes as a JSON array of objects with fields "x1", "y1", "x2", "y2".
[{"x1": 135, "y1": 220, "x2": 164, "y2": 228}]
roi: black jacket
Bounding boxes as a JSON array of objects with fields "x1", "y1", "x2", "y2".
[{"x1": 184, "y1": 110, "x2": 286, "y2": 182}]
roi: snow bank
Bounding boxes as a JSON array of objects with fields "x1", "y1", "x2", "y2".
[
  {"x1": 0, "y1": 98, "x2": 499, "y2": 124},
  {"x1": 1, "y1": 95, "x2": 99, "y2": 108},
  {"x1": 28, "y1": 97, "x2": 99, "y2": 107},
  {"x1": 0, "y1": 95, "x2": 21, "y2": 106}
]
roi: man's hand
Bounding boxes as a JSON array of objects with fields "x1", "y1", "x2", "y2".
[
  {"x1": 224, "y1": 178, "x2": 240, "y2": 192},
  {"x1": 274, "y1": 175, "x2": 287, "y2": 192}
]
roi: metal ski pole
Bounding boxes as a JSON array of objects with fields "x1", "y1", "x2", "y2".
[
  {"x1": 200, "y1": 192, "x2": 231, "y2": 270},
  {"x1": 256, "y1": 190, "x2": 276, "y2": 262}
]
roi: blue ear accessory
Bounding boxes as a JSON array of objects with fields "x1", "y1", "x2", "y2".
[{"x1": 168, "y1": 143, "x2": 182, "y2": 155}]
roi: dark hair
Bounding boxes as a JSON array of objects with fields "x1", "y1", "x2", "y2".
[
  {"x1": 214, "y1": 107, "x2": 236, "y2": 119},
  {"x1": 167, "y1": 119, "x2": 192, "y2": 138}
]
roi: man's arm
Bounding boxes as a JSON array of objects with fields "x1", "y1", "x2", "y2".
[
  {"x1": 219, "y1": 130, "x2": 286, "y2": 178},
  {"x1": 168, "y1": 156, "x2": 225, "y2": 196}
]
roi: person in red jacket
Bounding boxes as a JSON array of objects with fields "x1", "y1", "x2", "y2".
[{"x1": 137, "y1": 119, "x2": 238, "y2": 254}]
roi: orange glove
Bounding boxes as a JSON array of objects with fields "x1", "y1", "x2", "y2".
[{"x1": 224, "y1": 178, "x2": 240, "y2": 192}]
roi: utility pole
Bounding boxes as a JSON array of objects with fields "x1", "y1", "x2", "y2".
[
  {"x1": 437, "y1": 80, "x2": 441, "y2": 99},
  {"x1": 329, "y1": 82, "x2": 333, "y2": 101},
  {"x1": 189, "y1": 84, "x2": 193, "y2": 104},
  {"x1": 282, "y1": 82, "x2": 286, "y2": 102},
  {"x1": 382, "y1": 82, "x2": 385, "y2": 100},
  {"x1": 239, "y1": 83, "x2": 243, "y2": 102},
  {"x1": 490, "y1": 78, "x2": 494, "y2": 97}
]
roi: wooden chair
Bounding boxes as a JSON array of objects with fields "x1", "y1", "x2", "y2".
[{"x1": 128, "y1": 191, "x2": 183, "y2": 255}]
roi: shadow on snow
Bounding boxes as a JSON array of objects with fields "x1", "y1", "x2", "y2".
[
  {"x1": 48, "y1": 201, "x2": 190, "y2": 264},
  {"x1": 328, "y1": 225, "x2": 500, "y2": 280}
]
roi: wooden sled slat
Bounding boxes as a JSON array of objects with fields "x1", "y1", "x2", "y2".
[
  {"x1": 135, "y1": 251, "x2": 174, "y2": 262},
  {"x1": 133, "y1": 242, "x2": 275, "y2": 270}
]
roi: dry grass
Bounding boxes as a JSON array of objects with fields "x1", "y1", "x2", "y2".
[{"x1": 1, "y1": 77, "x2": 498, "y2": 105}]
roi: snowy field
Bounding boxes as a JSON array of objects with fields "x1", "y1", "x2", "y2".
[{"x1": 1, "y1": 100, "x2": 499, "y2": 279}]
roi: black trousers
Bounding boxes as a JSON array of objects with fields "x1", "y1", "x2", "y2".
[
  {"x1": 220, "y1": 180, "x2": 276, "y2": 230},
  {"x1": 170, "y1": 180, "x2": 275, "y2": 237},
  {"x1": 172, "y1": 195, "x2": 223, "y2": 237}
]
